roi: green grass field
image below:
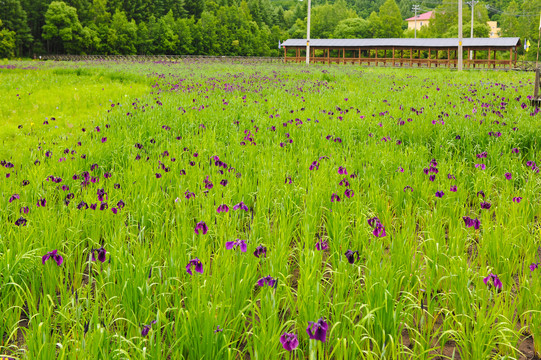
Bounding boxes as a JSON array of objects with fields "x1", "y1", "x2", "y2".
[{"x1": 1, "y1": 60, "x2": 540, "y2": 360}]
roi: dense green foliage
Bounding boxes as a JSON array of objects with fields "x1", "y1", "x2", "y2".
[
  {"x1": 1, "y1": 60, "x2": 541, "y2": 359},
  {"x1": 0, "y1": 0, "x2": 536, "y2": 57}
]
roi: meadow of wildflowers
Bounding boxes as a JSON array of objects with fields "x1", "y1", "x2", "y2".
[{"x1": 1, "y1": 60, "x2": 541, "y2": 359}]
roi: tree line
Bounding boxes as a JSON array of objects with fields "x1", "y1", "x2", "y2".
[{"x1": 0, "y1": 0, "x2": 537, "y2": 58}]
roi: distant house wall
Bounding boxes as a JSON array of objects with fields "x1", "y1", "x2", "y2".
[
  {"x1": 407, "y1": 20, "x2": 429, "y2": 31},
  {"x1": 406, "y1": 12, "x2": 500, "y2": 38},
  {"x1": 487, "y1": 21, "x2": 501, "y2": 38},
  {"x1": 406, "y1": 11, "x2": 433, "y2": 31}
]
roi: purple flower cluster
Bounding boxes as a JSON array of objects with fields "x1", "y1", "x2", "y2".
[{"x1": 368, "y1": 217, "x2": 386, "y2": 237}]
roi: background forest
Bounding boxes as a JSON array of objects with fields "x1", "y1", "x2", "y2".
[{"x1": 0, "y1": 0, "x2": 538, "y2": 58}]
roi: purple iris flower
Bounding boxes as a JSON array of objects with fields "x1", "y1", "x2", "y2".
[
  {"x1": 214, "y1": 325, "x2": 223, "y2": 333},
  {"x1": 512, "y1": 148, "x2": 519, "y2": 154},
  {"x1": 280, "y1": 333, "x2": 299, "y2": 351},
  {"x1": 186, "y1": 258, "x2": 203, "y2": 275},
  {"x1": 483, "y1": 273, "x2": 502, "y2": 290},
  {"x1": 9, "y1": 194, "x2": 19, "y2": 202},
  {"x1": 15, "y1": 217, "x2": 27, "y2": 226},
  {"x1": 203, "y1": 176, "x2": 213, "y2": 189},
  {"x1": 477, "y1": 191, "x2": 485, "y2": 198},
  {"x1": 530, "y1": 263, "x2": 539, "y2": 272},
  {"x1": 77, "y1": 201, "x2": 88, "y2": 210},
  {"x1": 141, "y1": 320, "x2": 157, "y2": 337},
  {"x1": 42, "y1": 250, "x2": 63, "y2": 266},
  {"x1": 480, "y1": 202, "x2": 491, "y2": 209},
  {"x1": 111, "y1": 208, "x2": 118, "y2": 214},
  {"x1": 344, "y1": 189, "x2": 354, "y2": 198},
  {"x1": 435, "y1": 191, "x2": 444, "y2": 198},
  {"x1": 117, "y1": 200, "x2": 125, "y2": 209},
  {"x1": 217, "y1": 204, "x2": 229, "y2": 213},
  {"x1": 254, "y1": 245, "x2": 267, "y2": 258},
  {"x1": 344, "y1": 250, "x2": 359, "y2": 264},
  {"x1": 339, "y1": 178, "x2": 350, "y2": 187},
  {"x1": 404, "y1": 186, "x2": 413, "y2": 192},
  {"x1": 505, "y1": 172, "x2": 512, "y2": 180},
  {"x1": 97, "y1": 189, "x2": 108, "y2": 202},
  {"x1": 309, "y1": 161, "x2": 319, "y2": 171},
  {"x1": 225, "y1": 239, "x2": 247, "y2": 252},
  {"x1": 233, "y1": 202, "x2": 249, "y2": 211},
  {"x1": 316, "y1": 240, "x2": 328, "y2": 251},
  {"x1": 338, "y1": 166, "x2": 348, "y2": 175},
  {"x1": 367, "y1": 217, "x2": 379, "y2": 227},
  {"x1": 100, "y1": 203, "x2": 108, "y2": 211},
  {"x1": 513, "y1": 197, "x2": 522, "y2": 203},
  {"x1": 36, "y1": 198, "x2": 46, "y2": 207},
  {"x1": 90, "y1": 203, "x2": 97, "y2": 210},
  {"x1": 20, "y1": 206, "x2": 29, "y2": 214},
  {"x1": 194, "y1": 221, "x2": 208, "y2": 235},
  {"x1": 220, "y1": 179, "x2": 228, "y2": 186},
  {"x1": 477, "y1": 152, "x2": 488, "y2": 158},
  {"x1": 91, "y1": 247, "x2": 107, "y2": 263},
  {"x1": 306, "y1": 318, "x2": 328, "y2": 342},
  {"x1": 463, "y1": 216, "x2": 481, "y2": 230},
  {"x1": 429, "y1": 175, "x2": 436, "y2": 182},
  {"x1": 372, "y1": 223, "x2": 386, "y2": 237},
  {"x1": 257, "y1": 275, "x2": 277, "y2": 288},
  {"x1": 450, "y1": 185, "x2": 457, "y2": 192},
  {"x1": 331, "y1": 193, "x2": 341, "y2": 202},
  {"x1": 475, "y1": 164, "x2": 486, "y2": 170}
]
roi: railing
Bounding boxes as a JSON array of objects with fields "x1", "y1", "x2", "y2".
[
  {"x1": 285, "y1": 56, "x2": 515, "y2": 69},
  {"x1": 40, "y1": 54, "x2": 540, "y2": 71},
  {"x1": 40, "y1": 54, "x2": 284, "y2": 64}
]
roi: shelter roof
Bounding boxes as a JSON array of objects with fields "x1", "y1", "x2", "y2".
[{"x1": 282, "y1": 38, "x2": 521, "y2": 48}]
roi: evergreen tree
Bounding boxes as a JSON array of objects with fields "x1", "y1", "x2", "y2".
[
  {"x1": 0, "y1": 19, "x2": 16, "y2": 57},
  {"x1": 175, "y1": 16, "x2": 195, "y2": 54},
  {"x1": 184, "y1": 0, "x2": 204, "y2": 17},
  {"x1": 378, "y1": 0, "x2": 403, "y2": 38},
  {"x1": 64, "y1": 0, "x2": 92, "y2": 24},
  {"x1": 108, "y1": 9, "x2": 137, "y2": 54},
  {"x1": 500, "y1": 0, "x2": 520, "y2": 36},
  {"x1": 368, "y1": 11, "x2": 381, "y2": 37},
  {"x1": 311, "y1": 0, "x2": 356, "y2": 38},
  {"x1": 156, "y1": 10, "x2": 179, "y2": 53},
  {"x1": 124, "y1": 0, "x2": 150, "y2": 23},
  {"x1": 89, "y1": 0, "x2": 110, "y2": 24},
  {"x1": 0, "y1": 0, "x2": 33, "y2": 55}
]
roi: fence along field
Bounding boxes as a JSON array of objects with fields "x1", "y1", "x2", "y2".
[{"x1": 1, "y1": 60, "x2": 541, "y2": 360}]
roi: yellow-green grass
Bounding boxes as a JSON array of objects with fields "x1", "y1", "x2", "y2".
[{"x1": 0, "y1": 62, "x2": 150, "y2": 161}]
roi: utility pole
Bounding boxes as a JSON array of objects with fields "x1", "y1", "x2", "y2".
[
  {"x1": 458, "y1": 0, "x2": 463, "y2": 71},
  {"x1": 306, "y1": 0, "x2": 311, "y2": 65},
  {"x1": 466, "y1": 0, "x2": 478, "y2": 59},
  {"x1": 412, "y1": 5, "x2": 421, "y2": 38}
]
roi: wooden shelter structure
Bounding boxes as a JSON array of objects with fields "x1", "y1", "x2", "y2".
[{"x1": 282, "y1": 38, "x2": 521, "y2": 69}]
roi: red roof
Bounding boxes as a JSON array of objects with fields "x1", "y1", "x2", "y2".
[{"x1": 406, "y1": 11, "x2": 434, "y2": 22}]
